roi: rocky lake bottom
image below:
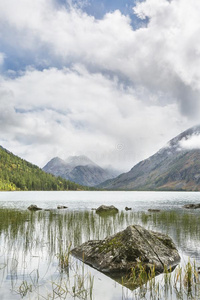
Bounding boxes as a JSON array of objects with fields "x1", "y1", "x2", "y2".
[{"x1": 1, "y1": 191, "x2": 200, "y2": 299}]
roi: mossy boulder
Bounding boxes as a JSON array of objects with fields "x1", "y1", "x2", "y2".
[
  {"x1": 72, "y1": 225, "x2": 180, "y2": 280},
  {"x1": 96, "y1": 205, "x2": 119, "y2": 214},
  {"x1": 27, "y1": 205, "x2": 42, "y2": 211}
]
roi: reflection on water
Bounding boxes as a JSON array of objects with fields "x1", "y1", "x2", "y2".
[
  {"x1": 1, "y1": 201, "x2": 200, "y2": 299},
  {"x1": 0, "y1": 209, "x2": 137, "y2": 300},
  {"x1": 133, "y1": 210, "x2": 200, "y2": 260}
]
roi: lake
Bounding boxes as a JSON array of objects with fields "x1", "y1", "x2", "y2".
[{"x1": 1, "y1": 191, "x2": 200, "y2": 300}]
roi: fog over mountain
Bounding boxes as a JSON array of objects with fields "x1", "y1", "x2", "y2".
[
  {"x1": 99, "y1": 125, "x2": 200, "y2": 191},
  {"x1": 43, "y1": 155, "x2": 120, "y2": 187}
]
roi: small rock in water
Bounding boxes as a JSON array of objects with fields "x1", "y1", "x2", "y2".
[
  {"x1": 125, "y1": 207, "x2": 132, "y2": 211},
  {"x1": 57, "y1": 205, "x2": 68, "y2": 209},
  {"x1": 27, "y1": 205, "x2": 42, "y2": 211},
  {"x1": 148, "y1": 209, "x2": 161, "y2": 212},
  {"x1": 183, "y1": 204, "x2": 200, "y2": 209},
  {"x1": 96, "y1": 205, "x2": 119, "y2": 214}
]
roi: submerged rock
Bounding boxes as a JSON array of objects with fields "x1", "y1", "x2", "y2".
[
  {"x1": 27, "y1": 205, "x2": 42, "y2": 211},
  {"x1": 125, "y1": 207, "x2": 132, "y2": 211},
  {"x1": 96, "y1": 205, "x2": 119, "y2": 214},
  {"x1": 72, "y1": 225, "x2": 180, "y2": 279},
  {"x1": 183, "y1": 204, "x2": 200, "y2": 209},
  {"x1": 57, "y1": 205, "x2": 68, "y2": 209}
]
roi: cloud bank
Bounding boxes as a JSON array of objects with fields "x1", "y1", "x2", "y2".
[
  {"x1": 179, "y1": 134, "x2": 200, "y2": 150},
  {"x1": 0, "y1": 0, "x2": 199, "y2": 169}
]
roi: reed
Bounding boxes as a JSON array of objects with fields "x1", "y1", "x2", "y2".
[
  {"x1": 57, "y1": 241, "x2": 72, "y2": 271},
  {"x1": 128, "y1": 259, "x2": 200, "y2": 300},
  {"x1": 2, "y1": 207, "x2": 200, "y2": 300},
  {"x1": 15, "y1": 280, "x2": 33, "y2": 298}
]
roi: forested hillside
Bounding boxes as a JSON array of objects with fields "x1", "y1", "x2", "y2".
[{"x1": 0, "y1": 146, "x2": 88, "y2": 191}]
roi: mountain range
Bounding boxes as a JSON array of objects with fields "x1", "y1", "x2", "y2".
[
  {"x1": 43, "y1": 155, "x2": 120, "y2": 187},
  {"x1": 99, "y1": 125, "x2": 200, "y2": 191},
  {"x1": 1, "y1": 125, "x2": 200, "y2": 191}
]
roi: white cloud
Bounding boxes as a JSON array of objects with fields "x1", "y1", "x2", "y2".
[
  {"x1": 0, "y1": 0, "x2": 199, "y2": 170},
  {"x1": 179, "y1": 134, "x2": 200, "y2": 150},
  {"x1": 0, "y1": 66, "x2": 189, "y2": 169},
  {"x1": 0, "y1": 0, "x2": 200, "y2": 117}
]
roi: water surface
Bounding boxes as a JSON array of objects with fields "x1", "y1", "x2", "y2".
[{"x1": 1, "y1": 191, "x2": 200, "y2": 299}]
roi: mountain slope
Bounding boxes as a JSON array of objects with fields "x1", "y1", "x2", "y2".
[
  {"x1": 66, "y1": 155, "x2": 98, "y2": 168},
  {"x1": 43, "y1": 157, "x2": 71, "y2": 177},
  {"x1": 0, "y1": 146, "x2": 88, "y2": 191},
  {"x1": 67, "y1": 164, "x2": 114, "y2": 186},
  {"x1": 43, "y1": 155, "x2": 119, "y2": 186},
  {"x1": 99, "y1": 125, "x2": 200, "y2": 191}
]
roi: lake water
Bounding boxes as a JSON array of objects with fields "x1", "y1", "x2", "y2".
[{"x1": 1, "y1": 191, "x2": 200, "y2": 300}]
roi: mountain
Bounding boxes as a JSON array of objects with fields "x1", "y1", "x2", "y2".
[
  {"x1": 43, "y1": 157, "x2": 71, "y2": 177},
  {"x1": 66, "y1": 155, "x2": 98, "y2": 168},
  {"x1": 43, "y1": 155, "x2": 120, "y2": 186},
  {"x1": 0, "y1": 146, "x2": 88, "y2": 191},
  {"x1": 99, "y1": 125, "x2": 200, "y2": 191}
]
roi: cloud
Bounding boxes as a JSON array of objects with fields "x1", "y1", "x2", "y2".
[
  {"x1": 0, "y1": 0, "x2": 200, "y2": 118},
  {"x1": 179, "y1": 134, "x2": 200, "y2": 150},
  {"x1": 0, "y1": 53, "x2": 5, "y2": 65},
  {"x1": 0, "y1": 0, "x2": 199, "y2": 170},
  {"x1": 0, "y1": 65, "x2": 188, "y2": 169}
]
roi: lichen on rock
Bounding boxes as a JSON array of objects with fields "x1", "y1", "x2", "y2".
[
  {"x1": 96, "y1": 205, "x2": 119, "y2": 214},
  {"x1": 72, "y1": 225, "x2": 180, "y2": 288}
]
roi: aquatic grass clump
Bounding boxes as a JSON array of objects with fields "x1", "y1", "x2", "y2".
[
  {"x1": 71, "y1": 265, "x2": 94, "y2": 299},
  {"x1": 16, "y1": 280, "x2": 33, "y2": 298},
  {"x1": 14, "y1": 258, "x2": 95, "y2": 300},
  {"x1": 128, "y1": 262, "x2": 149, "y2": 288},
  {"x1": 127, "y1": 259, "x2": 200, "y2": 300},
  {"x1": 183, "y1": 260, "x2": 193, "y2": 293},
  {"x1": 44, "y1": 260, "x2": 94, "y2": 300},
  {"x1": 57, "y1": 241, "x2": 72, "y2": 271}
]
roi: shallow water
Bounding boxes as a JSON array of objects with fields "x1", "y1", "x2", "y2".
[{"x1": 1, "y1": 191, "x2": 200, "y2": 299}]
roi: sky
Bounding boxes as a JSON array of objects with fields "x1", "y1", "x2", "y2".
[{"x1": 0, "y1": 0, "x2": 200, "y2": 171}]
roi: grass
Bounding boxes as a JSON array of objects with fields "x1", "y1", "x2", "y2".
[
  {"x1": 16, "y1": 280, "x2": 33, "y2": 298},
  {"x1": 13, "y1": 261, "x2": 94, "y2": 300},
  {"x1": 123, "y1": 259, "x2": 200, "y2": 300},
  {"x1": 1, "y1": 208, "x2": 200, "y2": 299},
  {"x1": 57, "y1": 241, "x2": 72, "y2": 271}
]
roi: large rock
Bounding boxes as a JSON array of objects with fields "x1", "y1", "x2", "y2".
[
  {"x1": 96, "y1": 205, "x2": 119, "y2": 214},
  {"x1": 72, "y1": 225, "x2": 180, "y2": 279}
]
